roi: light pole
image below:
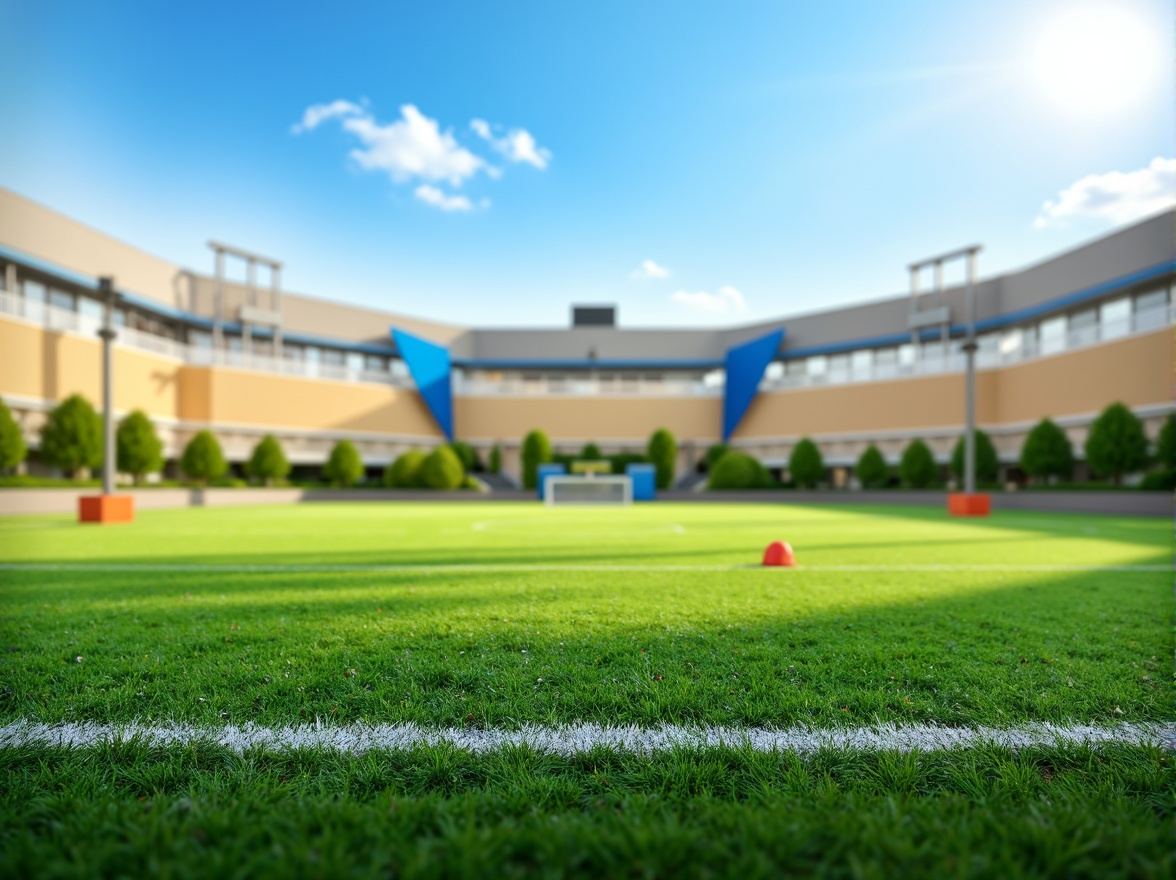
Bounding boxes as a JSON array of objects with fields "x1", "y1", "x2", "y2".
[
  {"x1": 98, "y1": 276, "x2": 116, "y2": 496},
  {"x1": 79, "y1": 276, "x2": 134, "y2": 523},
  {"x1": 907, "y1": 244, "x2": 987, "y2": 516}
]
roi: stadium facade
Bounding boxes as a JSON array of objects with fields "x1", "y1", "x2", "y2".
[{"x1": 0, "y1": 187, "x2": 1171, "y2": 485}]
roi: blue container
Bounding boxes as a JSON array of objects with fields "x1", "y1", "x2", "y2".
[
  {"x1": 537, "y1": 463, "x2": 567, "y2": 500},
  {"x1": 626, "y1": 463, "x2": 656, "y2": 501}
]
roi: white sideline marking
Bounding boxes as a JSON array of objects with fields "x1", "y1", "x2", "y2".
[
  {"x1": 0, "y1": 563, "x2": 1167, "y2": 574},
  {"x1": 1, "y1": 720, "x2": 1171, "y2": 755}
]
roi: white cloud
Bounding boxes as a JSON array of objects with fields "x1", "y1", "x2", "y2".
[
  {"x1": 1035, "y1": 157, "x2": 1176, "y2": 228},
  {"x1": 632, "y1": 259, "x2": 671, "y2": 280},
  {"x1": 670, "y1": 285, "x2": 746, "y2": 315},
  {"x1": 291, "y1": 100, "x2": 365, "y2": 134},
  {"x1": 470, "y1": 118, "x2": 552, "y2": 169},
  {"x1": 413, "y1": 185, "x2": 475, "y2": 212}
]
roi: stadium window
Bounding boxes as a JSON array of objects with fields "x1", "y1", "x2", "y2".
[
  {"x1": 1069, "y1": 308, "x2": 1097, "y2": 346},
  {"x1": 78, "y1": 297, "x2": 104, "y2": 323},
  {"x1": 897, "y1": 344, "x2": 915, "y2": 366},
  {"x1": 22, "y1": 279, "x2": 46, "y2": 304},
  {"x1": 390, "y1": 358, "x2": 408, "y2": 379},
  {"x1": 321, "y1": 348, "x2": 345, "y2": 367},
  {"x1": 850, "y1": 350, "x2": 872, "y2": 374},
  {"x1": 225, "y1": 335, "x2": 243, "y2": 353},
  {"x1": 346, "y1": 352, "x2": 363, "y2": 373},
  {"x1": 49, "y1": 288, "x2": 75, "y2": 311},
  {"x1": 1134, "y1": 288, "x2": 1168, "y2": 312},
  {"x1": 998, "y1": 328, "x2": 1024, "y2": 357},
  {"x1": 828, "y1": 354, "x2": 850, "y2": 376},
  {"x1": 1039, "y1": 316, "x2": 1066, "y2": 354},
  {"x1": 806, "y1": 355, "x2": 828, "y2": 376},
  {"x1": 283, "y1": 343, "x2": 304, "y2": 361},
  {"x1": 874, "y1": 348, "x2": 898, "y2": 367},
  {"x1": 764, "y1": 362, "x2": 784, "y2": 381},
  {"x1": 702, "y1": 369, "x2": 724, "y2": 387},
  {"x1": 364, "y1": 354, "x2": 388, "y2": 373},
  {"x1": 1098, "y1": 298, "x2": 1130, "y2": 340},
  {"x1": 190, "y1": 330, "x2": 213, "y2": 349},
  {"x1": 784, "y1": 359, "x2": 806, "y2": 376},
  {"x1": 112, "y1": 309, "x2": 126, "y2": 326}
]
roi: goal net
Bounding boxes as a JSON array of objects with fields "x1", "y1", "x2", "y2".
[{"x1": 544, "y1": 475, "x2": 633, "y2": 506}]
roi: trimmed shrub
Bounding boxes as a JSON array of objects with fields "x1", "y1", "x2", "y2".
[
  {"x1": 0, "y1": 398, "x2": 27, "y2": 473},
  {"x1": 420, "y1": 446, "x2": 464, "y2": 490},
  {"x1": 855, "y1": 445, "x2": 888, "y2": 489},
  {"x1": 789, "y1": 438, "x2": 824, "y2": 488},
  {"x1": 1084, "y1": 402, "x2": 1148, "y2": 484},
  {"x1": 521, "y1": 429, "x2": 553, "y2": 489},
  {"x1": 609, "y1": 452, "x2": 648, "y2": 475},
  {"x1": 247, "y1": 435, "x2": 290, "y2": 486},
  {"x1": 116, "y1": 410, "x2": 164, "y2": 485},
  {"x1": 647, "y1": 428, "x2": 677, "y2": 490},
  {"x1": 704, "y1": 444, "x2": 729, "y2": 471},
  {"x1": 448, "y1": 441, "x2": 478, "y2": 473},
  {"x1": 899, "y1": 439, "x2": 938, "y2": 488},
  {"x1": 181, "y1": 430, "x2": 227, "y2": 486},
  {"x1": 323, "y1": 440, "x2": 364, "y2": 488},
  {"x1": 950, "y1": 429, "x2": 999, "y2": 484},
  {"x1": 1139, "y1": 468, "x2": 1175, "y2": 491},
  {"x1": 40, "y1": 394, "x2": 103, "y2": 479},
  {"x1": 581, "y1": 442, "x2": 603, "y2": 461},
  {"x1": 1020, "y1": 418, "x2": 1074, "y2": 483},
  {"x1": 708, "y1": 452, "x2": 770, "y2": 490},
  {"x1": 1154, "y1": 415, "x2": 1174, "y2": 468},
  {"x1": 488, "y1": 444, "x2": 502, "y2": 475},
  {"x1": 385, "y1": 450, "x2": 427, "y2": 488}
]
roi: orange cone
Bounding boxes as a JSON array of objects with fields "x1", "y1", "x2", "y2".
[{"x1": 762, "y1": 540, "x2": 795, "y2": 567}]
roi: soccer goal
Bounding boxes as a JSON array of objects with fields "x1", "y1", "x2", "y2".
[{"x1": 544, "y1": 475, "x2": 633, "y2": 506}]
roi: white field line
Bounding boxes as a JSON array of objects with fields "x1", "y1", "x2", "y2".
[
  {"x1": 0, "y1": 563, "x2": 1168, "y2": 574},
  {"x1": 1, "y1": 720, "x2": 1171, "y2": 756}
]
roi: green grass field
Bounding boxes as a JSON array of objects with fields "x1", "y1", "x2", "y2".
[{"x1": 1, "y1": 502, "x2": 1172, "y2": 878}]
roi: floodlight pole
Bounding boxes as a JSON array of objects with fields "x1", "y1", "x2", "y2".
[
  {"x1": 97, "y1": 276, "x2": 117, "y2": 496},
  {"x1": 962, "y1": 250, "x2": 978, "y2": 495}
]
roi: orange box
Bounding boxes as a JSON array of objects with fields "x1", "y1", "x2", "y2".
[
  {"x1": 79, "y1": 495, "x2": 135, "y2": 524},
  {"x1": 947, "y1": 493, "x2": 991, "y2": 517}
]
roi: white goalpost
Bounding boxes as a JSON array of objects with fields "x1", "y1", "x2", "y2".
[{"x1": 544, "y1": 475, "x2": 633, "y2": 506}]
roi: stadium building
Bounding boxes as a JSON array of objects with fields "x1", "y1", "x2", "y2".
[{"x1": 1, "y1": 187, "x2": 1171, "y2": 486}]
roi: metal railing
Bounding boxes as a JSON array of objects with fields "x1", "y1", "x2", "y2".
[
  {"x1": 759, "y1": 304, "x2": 1174, "y2": 392},
  {"x1": 453, "y1": 375, "x2": 723, "y2": 397},
  {"x1": 0, "y1": 291, "x2": 414, "y2": 389}
]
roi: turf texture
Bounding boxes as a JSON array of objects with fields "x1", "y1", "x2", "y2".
[{"x1": 0, "y1": 502, "x2": 1172, "y2": 878}]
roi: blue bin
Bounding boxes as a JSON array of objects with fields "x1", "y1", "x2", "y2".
[
  {"x1": 627, "y1": 463, "x2": 656, "y2": 501},
  {"x1": 537, "y1": 463, "x2": 567, "y2": 500}
]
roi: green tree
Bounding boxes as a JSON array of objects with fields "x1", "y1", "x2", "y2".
[
  {"x1": 0, "y1": 398, "x2": 27, "y2": 474},
  {"x1": 180, "y1": 430, "x2": 227, "y2": 486},
  {"x1": 323, "y1": 440, "x2": 364, "y2": 488},
  {"x1": 789, "y1": 438, "x2": 824, "y2": 488},
  {"x1": 488, "y1": 444, "x2": 502, "y2": 475},
  {"x1": 1084, "y1": 402, "x2": 1148, "y2": 484},
  {"x1": 385, "y1": 450, "x2": 427, "y2": 488},
  {"x1": 1154, "y1": 415, "x2": 1174, "y2": 468},
  {"x1": 704, "y1": 444, "x2": 729, "y2": 471},
  {"x1": 1020, "y1": 418, "x2": 1074, "y2": 483},
  {"x1": 950, "y1": 429, "x2": 999, "y2": 484},
  {"x1": 708, "y1": 452, "x2": 770, "y2": 490},
  {"x1": 581, "y1": 442, "x2": 603, "y2": 461},
  {"x1": 647, "y1": 428, "x2": 677, "y2": 490},
  {"x1": 247, "y1": 435, "x2": 290, "y2": 486},
  {"x1": 448, "y1": 441, "x2": 478, "y2": 473},
  {"x1": 40, "y1": 394, "x2": 102, "y2": 479},
  {"x1": 855, "y1": 445, "x2": 888, "y2": 489},
  {"x1": 521, "y1": 429, "x2": 553, "y2": 489},
  {"x1": 420, "y1": 446, "x2": 465, "y2": 489},
  {"x1": 900, "y1": 439, "x2": 939, "y2": 488},
  {"x1": 116, "y1": 410, "x2": 164, "y2": 485}
]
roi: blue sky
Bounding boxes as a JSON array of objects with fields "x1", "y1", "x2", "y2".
[{"x1": 1, "y1": 0, "x2": 1171, "y2": 327}]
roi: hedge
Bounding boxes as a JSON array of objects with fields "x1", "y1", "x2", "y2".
[
  {"x1": 385, "y1": 450, "x2": 428, "y2": 488},
  {"x1": 420, "y1": 446, "x2": 465, "y2": 490},
  {"x1": 709, "y1": 452, "x2": 770, "y2": 489}
]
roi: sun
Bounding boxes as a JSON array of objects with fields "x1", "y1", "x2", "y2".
[{"x1": 1030, "y1": 5, "x2": 1160, "y2": 116}]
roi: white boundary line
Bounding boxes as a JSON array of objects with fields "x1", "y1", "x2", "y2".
[
  {"x1": 0, "y1": 563, "x2": 1168, "y2": 573},
  {"x1": 1, "y1": 720, "x2": 1171, "y2": 755}
]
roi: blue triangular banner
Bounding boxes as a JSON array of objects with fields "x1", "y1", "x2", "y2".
[
  {"x1": 392, "y1": 328, "x2": 453, "y2": 440},
  {"x1": 723, "y1": 329, "x2": 783, "y2": 441}
]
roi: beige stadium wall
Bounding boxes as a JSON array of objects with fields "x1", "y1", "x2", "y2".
[
  {"x1": 734, "y1": 328, "x2": 1172, "y2": 443},
  {"x1": 0, "y1": 188, "x2": 184, "y2": 309}
]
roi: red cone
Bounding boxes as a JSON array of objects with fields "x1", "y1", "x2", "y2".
[{"x1": 762, "y1": 540, "x2": 795, "y2": 567}]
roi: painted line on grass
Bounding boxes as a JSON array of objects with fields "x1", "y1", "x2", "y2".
[
  {"x1": 2, "y1": 720, "x2": 1171, "y2": 755},
  {"x1": 0, "y1": 563, "x2": 1168, "y2": 574}
]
